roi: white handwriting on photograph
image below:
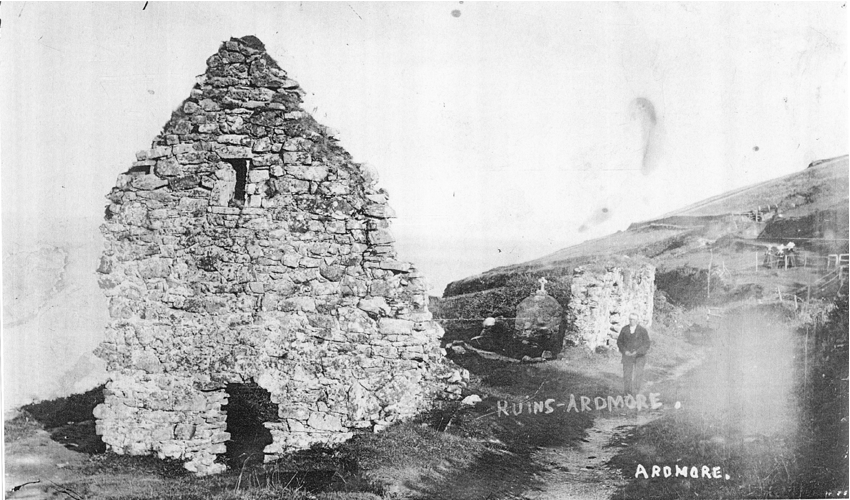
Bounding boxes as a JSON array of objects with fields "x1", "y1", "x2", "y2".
[
  {"x1": 635, "y1": 464, "x2": 731, "y2": 480},
  {"x1": 496, "y1": 393, "x2": 663, "y2": 417}
]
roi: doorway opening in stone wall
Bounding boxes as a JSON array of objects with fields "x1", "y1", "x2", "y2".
[
  {"x1": 226, "y1": 159, "x2": 249, "y2": 208},
  {"x1": 221, "y1": 382, "x2": 279, "y2": 469}
]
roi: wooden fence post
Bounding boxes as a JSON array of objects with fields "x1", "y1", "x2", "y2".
[
  {"x1": 707, "y1": 249, "x2": 713, "y2": 300},
  {"x1": 804, "y1": 325, "x2": 809, "y2": 391},
  {"x1": 807, "y1": 272, "x2": 812, "y2": 302}
]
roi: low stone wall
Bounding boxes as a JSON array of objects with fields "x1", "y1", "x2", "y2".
[
  {"x1": 565, "y1": 259, "x2": 655, "y2": 350},
  {"x1": 434, "y1": 273, "x2": 571, "y2": 344},
  {"x1": 93, "y1": 36, "x2": 464, "y2": 475},
  {"x1": 93, "y1": 373, "x2": 230, "y2": 473}
]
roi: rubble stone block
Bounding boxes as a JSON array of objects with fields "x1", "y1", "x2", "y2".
[
  {"x1": 132, "y1": 174, "x2": 168, "y2": 191},
  {"x1": 376, "y1": 260, "x2": 410, "y2": 272},
  {"x1": 148, "y1": 146, "x2": 172, "y2": 159},
  {"x1": 307, "y1": 412, "x2": 343, "y2": 432},
  {"x1": 158, "y1": 442, "x2": 183, "y2": 458},
  {"x1": 379, "y1": 318, "x2": 414, "y2": 335},
  {"x1": 183, "y1": 101, "x2": 200, "y2": 114},
  {"x1": 213, "y1": 144, "x2": 252, "y2": 159},
  {"x1": 367, "y1": 229, "x2": 395, "y2": 245}
]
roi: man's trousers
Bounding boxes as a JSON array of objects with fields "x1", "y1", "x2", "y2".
[{"x1": 622, "y1": 355, "x2": 647, "y2": 394}]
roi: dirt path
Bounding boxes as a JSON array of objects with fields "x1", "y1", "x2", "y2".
[
  {"x1": 521, "y1": 413, "x2": 657, "y2": 500},
  {"x1": 519, "y1": 352, "x2": 707, "y2": 500},
  {"x1": 5, "y1": 427, "x2": 88, "y2": 499}
]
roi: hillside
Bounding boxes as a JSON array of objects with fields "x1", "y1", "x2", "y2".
[
  {"x1": 438, "y1": 156, "x2": 849, "y2": 333},
  {"x1": 656, "y1": 155, "x2": 849, "y2": 218}
]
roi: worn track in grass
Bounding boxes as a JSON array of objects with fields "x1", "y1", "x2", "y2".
[{"x1": 518, "y1": 353, "x2": 706, "y2": 500}]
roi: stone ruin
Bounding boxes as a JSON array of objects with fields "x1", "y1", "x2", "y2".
[
  {"x1": 448, "y1": 264, "x2": 655, "y2": 359},
  {"x1": 565, "y1": 259, "x2": 656, "y2": 350},
  {"x1": 93, "y1": 36, "x2": 465, "y2": 475}
]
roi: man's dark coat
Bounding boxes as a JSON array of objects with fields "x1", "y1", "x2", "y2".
[{"x1": 617, "y1": 324, "x2": 651, "y2": 359}]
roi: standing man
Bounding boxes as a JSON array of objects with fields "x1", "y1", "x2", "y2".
[{"x1": 617, "y1": 313, "x2": 651, "y2": 395}]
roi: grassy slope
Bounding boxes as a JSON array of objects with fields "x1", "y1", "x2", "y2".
[
  {"x1": 444, "y1": 157, "x2": 848, "y2": 299},
  {"x1": 657, "y1": 155, "x2": 848, "y2": 218},
  {"x1": 429, "y1": 156, "x2": 849, "y2": 500}
]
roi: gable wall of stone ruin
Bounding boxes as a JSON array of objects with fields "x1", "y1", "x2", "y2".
[{"x1": 93, "y1": 36, "x2": 464, "y2": 475}]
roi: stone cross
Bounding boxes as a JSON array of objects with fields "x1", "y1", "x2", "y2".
[{"x1": 538, "y1": 277, "x2": 547, "y2": 293}]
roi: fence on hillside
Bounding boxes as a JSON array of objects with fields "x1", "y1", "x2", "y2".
[
  {"x1": 776, "y1": 265, "x2": 849, "y2": 307},
  {"x1": 756, "y1": 250, "x2": 848, "y2": 271}
]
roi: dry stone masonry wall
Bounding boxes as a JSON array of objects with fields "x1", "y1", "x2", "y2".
[
  {"x1": 93, "y1": 36, "x2": 465, "y2": 475},
  {"x1": 566, "y1": 259, "x2": 656, "y2": 350}
]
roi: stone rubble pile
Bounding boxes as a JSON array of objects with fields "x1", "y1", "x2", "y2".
[
  {"x1": 93, "y1": 36, "x2": 466, "y2": 475},
  {"x1": 565, "y1": 259, "x2": 656, "y2": 350}
]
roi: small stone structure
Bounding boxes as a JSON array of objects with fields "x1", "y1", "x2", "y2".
[
  {"x1": 565, "y1": 259, "x2": 655, "y2": 350},
  {"x1": 513, "y1": 277, "x2": 563, "y2": 355},
  {"x1": 93, "y1": 36, "x2": 464, "y2": 475}
]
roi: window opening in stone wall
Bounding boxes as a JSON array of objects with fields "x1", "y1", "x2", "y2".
[
  {"x1": 127, "y1": 165, "x2": 151, "y2": 175},
  {"x1": 220, "y1": 382, "x2": 279, "y2": 469},
  {"x1": 227, "y1": 159, "x2": 249, "y2": 208}
]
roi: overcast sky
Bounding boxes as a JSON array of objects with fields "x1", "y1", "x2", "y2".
[{"x1": 2, "y1": 1, "x2": 847, "y2": 293}]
